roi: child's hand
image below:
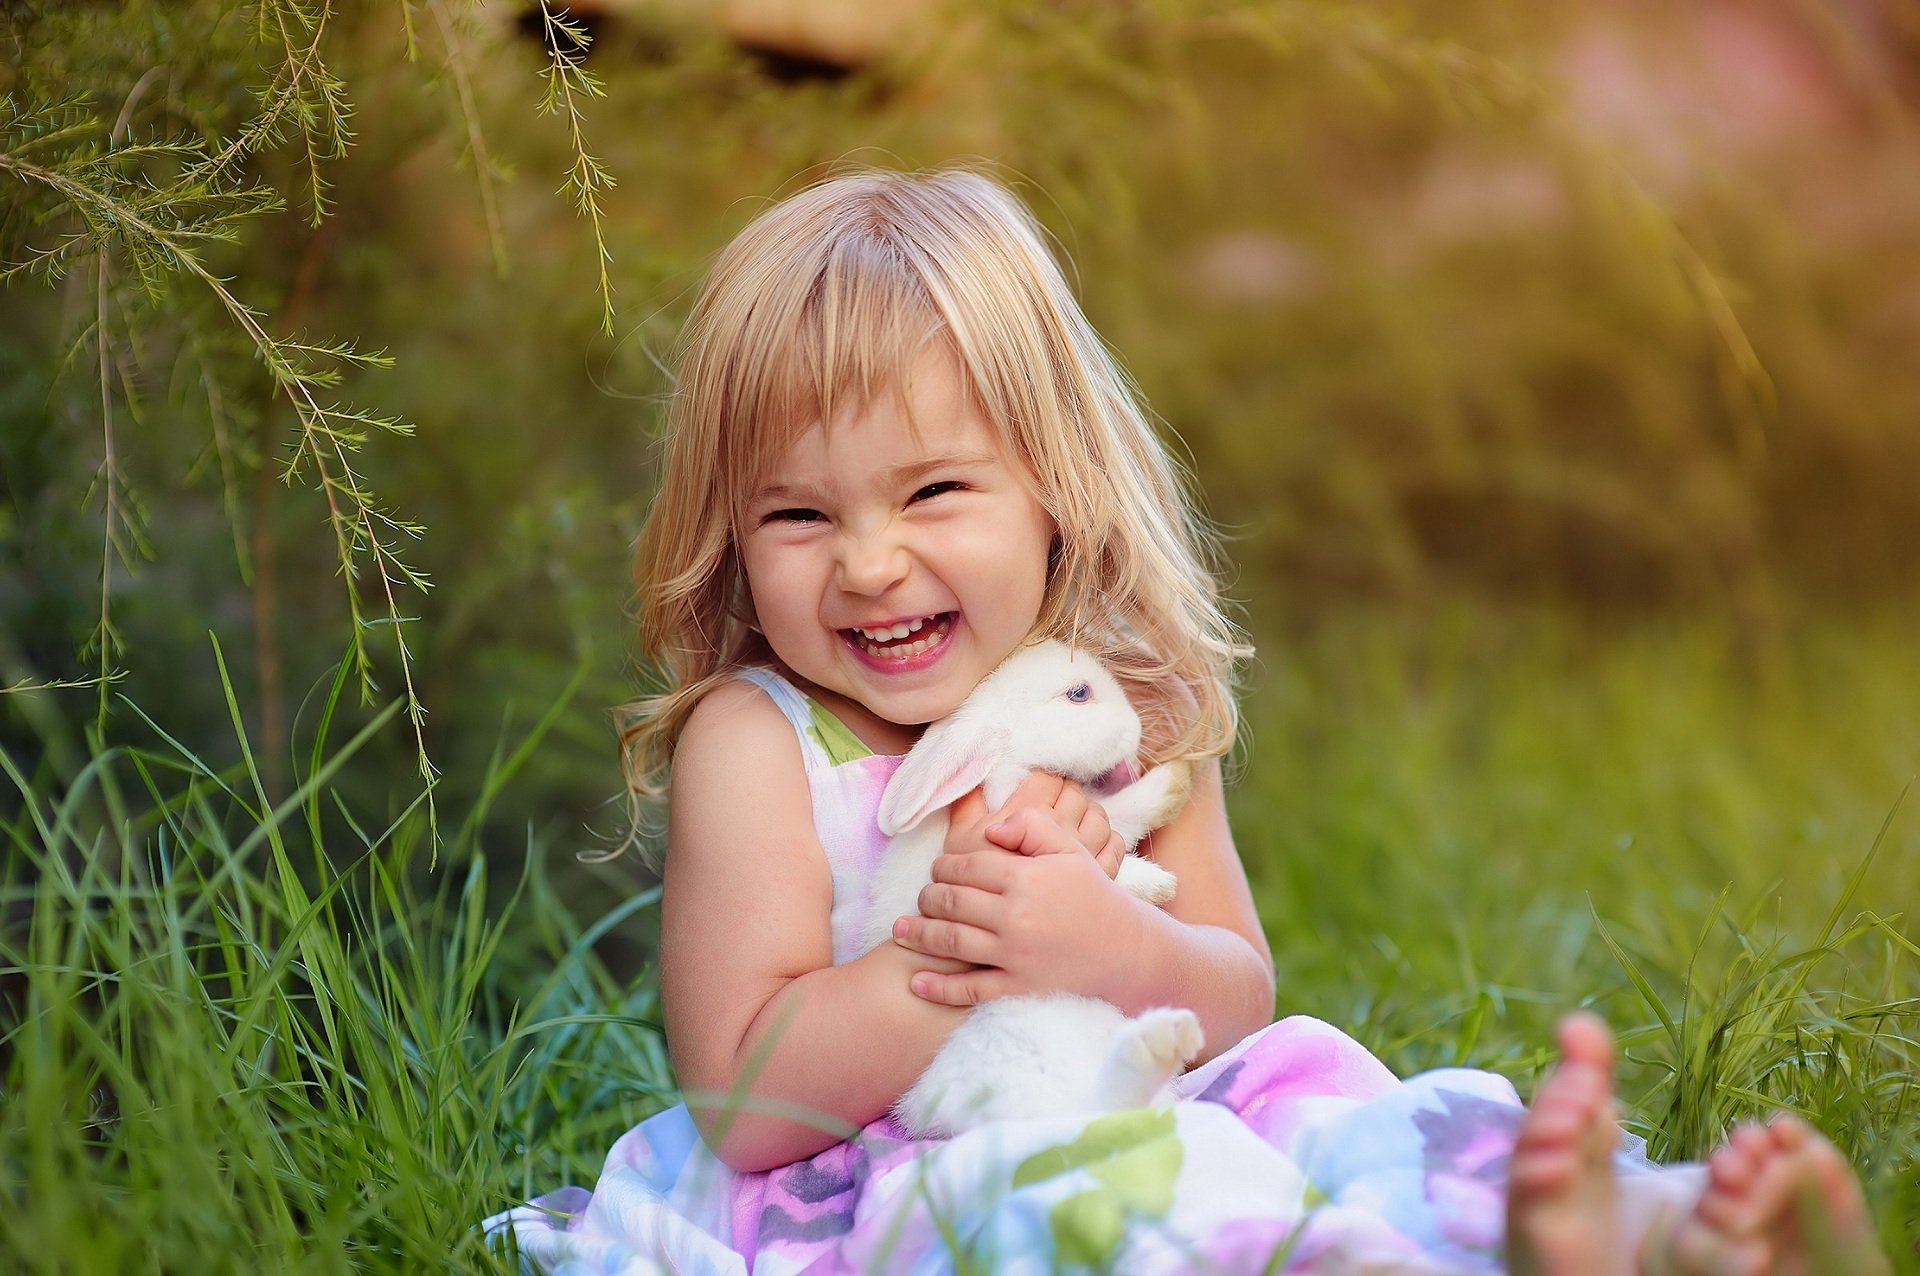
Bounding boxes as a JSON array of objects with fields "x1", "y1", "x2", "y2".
[
  {"x1": 943, "y1": 774, "x2": 1124, "y2": 878},
  {"x1": 892, "y1": 827, "x2": 1144, "y2": 1007}
]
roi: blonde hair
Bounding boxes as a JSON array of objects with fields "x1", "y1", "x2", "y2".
[{"x1": 619, "y1": 167, "x2": 1249, "y2": 805}]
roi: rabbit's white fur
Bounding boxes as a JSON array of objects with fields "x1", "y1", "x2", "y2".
[{"x1": 858, "y1": 640, "x2": 1202, "y2": 1138}]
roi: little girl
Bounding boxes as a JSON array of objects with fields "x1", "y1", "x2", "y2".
[{"x1": 490, "y1": 169, "x2": 1887, "y2": 1274}]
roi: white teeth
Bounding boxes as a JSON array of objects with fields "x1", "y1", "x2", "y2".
[
  {"x1": 855, "y1": 615, "x2": 938, "y2": 641},
  {"x1": 851, "y1": 614, "x2": 951, "y2": 660}
]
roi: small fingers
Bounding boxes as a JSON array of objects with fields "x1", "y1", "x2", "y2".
[
  {"x1": 995, "y1": 772, "x2": 1067, "y2": 819},
  {"x1": 985, "y1": 807, "x2": 1088, "y2": 857},
  {"x1": 892, "y1": 915, "x2": 999, "y2": 965},
  {"x1": 1095, "y1": 833, "x2": 1124, "y2": 879},
  {"x1": 1074, "y1": 799, "x2": 1112, "y2": 856},
  {"x1": 914, "y1": 880, "x2": 1001, "y2": 930},
  {"x1": 930, "y1": 849, "x2": 1017, "y2": 891},
  {"x1": 910, "y1": 966, "x2": 1014, "y2": 1007}
]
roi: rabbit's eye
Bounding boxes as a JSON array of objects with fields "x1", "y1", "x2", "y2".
[{"x1": 1065, "y1": 682, "x2": 1092, "y2": 703}]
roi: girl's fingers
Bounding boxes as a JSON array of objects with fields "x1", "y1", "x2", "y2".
[
  {"x1": 892, "y1": 915, "x2": 997, "y2": 964},
  {"x1": 1094, "y1": 833, "x2": 1124, "y2": 878},
  {"x1": 1052, "y1": 783, "x2": 1090, "y2": 826},
  {"x1": 931, "y1": 850, "x2": 1018, "y2": 891},
  {"x1": 913, "y1": 880, "x2": 1001, "y2": 930},
  {"x1": 983, "y1": 807, "x2": 1087, "y2": 858},
  {"x1": 909, "y1": 965, "x2": 1015, "y2": 1007},
  {"x1": 1075, "y1": 801, "x2": 1111, "y2": 855},
  {"x1": 991, "y1": 772, "x2": 1066, "y2": 822}
]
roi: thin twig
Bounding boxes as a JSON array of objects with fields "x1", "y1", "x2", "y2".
[{"x1": 427, "y1": 0, "x2": 507, "y2": 276}]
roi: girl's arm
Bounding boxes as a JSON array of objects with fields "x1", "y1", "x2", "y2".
[
  {"x1": 662, "y1": 680, "x2": 969, "y2": 1172},
  {"x1": 892, "y1": 758, "x2": 1276, "y2": 1063}
]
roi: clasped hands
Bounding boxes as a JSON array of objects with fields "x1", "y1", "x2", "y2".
[{"x1": 890, "y1": 772, "x2": 1148, "y2": 1008}]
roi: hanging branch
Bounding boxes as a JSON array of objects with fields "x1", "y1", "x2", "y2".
[
  {"x1": 536, "y1": 1, "x2": 617, "y2": 332},
  {"x1": 1, "y1": 90, "x2": 439, "y2": 846}
]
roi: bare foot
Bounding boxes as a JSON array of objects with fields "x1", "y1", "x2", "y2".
[
  {"x1": 1507, "y1": 1012, "x2": 1630, "y2": 1276},
  {"x1": 1666, "y1": 1113, "x2": 1890, "y2": 1276}
]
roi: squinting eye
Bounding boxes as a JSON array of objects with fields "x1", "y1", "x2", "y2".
[
  {"x1": 910, "y1": 481, "x2": 964, "y2": 502},
  {"x1": 762, "y1": 508, "x2": 823, "y2": 525},
  {"x1": 1065, "y1": 682, "x2": 1092, "y2": 703}
]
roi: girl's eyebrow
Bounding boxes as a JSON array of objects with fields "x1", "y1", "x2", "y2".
[
  {"x1": 748, "y1": 452, "x2": 998, "y2": 505},
  {"x1": 747, "y1": 479, "x2": 818, "y2": 506},
  {"x1": 880, "y1": 452, "x2": 999, "y2": 484}
]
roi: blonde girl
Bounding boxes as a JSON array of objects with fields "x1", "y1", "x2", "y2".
[
  {"x1": 492, "y1": 169, "x2": 1888, "y2": 1276},
  {"x1": 628, "y1": 166, "x2": 1275, "y2": 1172}
]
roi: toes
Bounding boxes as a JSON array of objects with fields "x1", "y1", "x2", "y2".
[
  {"x1": 1764, "y1": 1112, "x2": 1811, "y2": 1153},
  {"x1": 1519, "y1": 1103, "x2": 1591, "y2": 1147},
  {"x1": 1683, "y1": 1118, "x2": 1890, "y2": 1276},
  {"x1": 1508, "y1": 1145, "x2": 1579, "y2": 1196},
  {"x1": 1801, "y1": 1137, "x2": 1869, "y2": 1231},
  {"x1": 1728, "y1": 1123, "x2": 1772, "y2": 1162},
  {"x1": 1556, "y1": 1011, "x2": 1616, "y2": 1077},
  {"x1": 1707, "y1": 1134, "x2": 1761, "y2": 1192}
]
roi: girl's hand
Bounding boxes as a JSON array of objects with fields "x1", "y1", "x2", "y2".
[
  {"x1": 892, "y1": 831, "x2": 1144, "y2": 1007},
  {"x1": 943, "y1": 774, "x2": 1124, "y2": 878}
]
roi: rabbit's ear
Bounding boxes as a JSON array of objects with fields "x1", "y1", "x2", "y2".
[{"x1": 878, "y1": 721, "x2": 1009, "y2": 835}]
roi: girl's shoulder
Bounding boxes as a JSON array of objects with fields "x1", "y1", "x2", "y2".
[{"x1": 674, "y1": 673, "x2": 810, "y2": 776}]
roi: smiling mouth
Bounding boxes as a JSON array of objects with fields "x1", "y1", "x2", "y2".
[{"x1": 842, "y1": 613, "x2": 954, "y2": 661}]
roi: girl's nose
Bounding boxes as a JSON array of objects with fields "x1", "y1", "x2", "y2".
[{"x1": 835, "y1": 527, "x2": 910, "y2": 596}]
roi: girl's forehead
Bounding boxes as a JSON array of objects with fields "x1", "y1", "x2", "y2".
[
  {"x1": 736, "y1": 345, "x2": 1021, "y2": 495},
  {"x1": 743, "y1": 378, "x2": 1013, "y2": 499}
]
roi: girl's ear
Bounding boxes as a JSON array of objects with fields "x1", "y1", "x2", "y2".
[{"x1": 878, "y1": 720, "x2": 1009, "y2": 835}]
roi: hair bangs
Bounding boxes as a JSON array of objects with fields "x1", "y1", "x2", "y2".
[{"x1": 714, "y1": 219, "x2": 948, "y2": 524}]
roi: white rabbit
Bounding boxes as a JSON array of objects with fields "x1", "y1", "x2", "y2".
[{"x1": 857, "y1": 640, "x2": 1204, "y2": 1138}]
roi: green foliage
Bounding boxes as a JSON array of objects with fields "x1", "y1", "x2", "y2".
[
  {"x1": 0, "y1": 4, "x2": 445, "y2": 840},
  {"x1": 0, "y1": 646, "x2": 669, "y2": 1273},
  {"x1": 1231, "y1": 606, "x2": 1920, "y2": 1263},
  {"x1": 4, "y1": 614, "x2": 1918, "y2": 1270}
]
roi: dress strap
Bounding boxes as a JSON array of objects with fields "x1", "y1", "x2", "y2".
[
  {"x1": 734, "y1": 667, "x2": 829, "y2": 770},
  {"x1": 734, "y1": 666, "x2": 850, "y2": 771}
]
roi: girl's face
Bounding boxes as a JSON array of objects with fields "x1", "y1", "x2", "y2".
[{"x1": 738, "y1": 346, "x2": 1056, "y2": 752}]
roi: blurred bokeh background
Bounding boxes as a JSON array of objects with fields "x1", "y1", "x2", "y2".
[{"x1": 4, "y1": 0, "x2": 1918, "y2": 962}]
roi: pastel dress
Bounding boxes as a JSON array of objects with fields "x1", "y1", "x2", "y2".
[{"x1": 486, "y1": 669, "x2": 1692, "y2": 1275}]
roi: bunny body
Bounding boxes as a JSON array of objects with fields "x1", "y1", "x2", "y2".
[{"x1": 859, "y1": 641, "x2": 1203, "y2": 1138}]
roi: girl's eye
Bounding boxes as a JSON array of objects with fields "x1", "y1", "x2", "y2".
[
  {"x1": 1065, "y1": 682, "x2": 1092, "y2": 703},
  {"x1": 762, "y1": 507, "x2": 824, "y2": 525},
  {"x1": 910, "y1": 481, "x2": 964, "y2": 503}
]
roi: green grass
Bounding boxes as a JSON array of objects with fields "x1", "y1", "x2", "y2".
[
  {"x1": 0, "y1": 646, "x2": 673, "y2": 1273},
  {"x1": 3, "y1": 611, "x2": 1916, "y2": 1271},
  {"x1": 1233, "y1": 606, "x2": 1920, "y2": 1264}
]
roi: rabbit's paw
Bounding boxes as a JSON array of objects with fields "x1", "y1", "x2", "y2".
[
  {"x1": 1121, "y1": 1007, "x2": 1205, "y2": 1076},
  {"x1": 1095, "y1": 1007, "x2": 1204, "y2": 1110},
  {"x1": 1140, "y1": 760, "x2": 1193, "y2": 826},
  {"x1": 1105, "y1": 761, "x2": 1193, "y2": 848},
  {"x1": 1115, "y1": 854, "x2": 1177, "y2": 905}
]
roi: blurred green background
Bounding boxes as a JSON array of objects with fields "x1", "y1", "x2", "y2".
[
  {"x1": 7, "y1": 0, "x2": 1920, "y2": 967},
  {"x1": 8, "y1": 1, "x2": 1920, "y2": 839},
  {"x1": 4, "y1": 1, "x2": 1920, "y2": 1262}
]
